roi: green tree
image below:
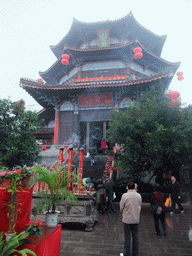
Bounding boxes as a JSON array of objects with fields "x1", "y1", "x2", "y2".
[
  {"x1": 0, "y1": 99, "x2": 41, "y2": 168},
  {"x1": 107, "y1": 86, "x2": 192, "y2": 180}
]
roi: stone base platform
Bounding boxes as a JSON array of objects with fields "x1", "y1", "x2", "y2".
[{"x1": 31, "y1": 193, "x2": 99, "y2": 232}]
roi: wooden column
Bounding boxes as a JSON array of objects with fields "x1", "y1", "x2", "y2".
[
  {"x1": 73, "y1": 106, "x2": 80, "y2": 148},
  {"x1": 103, "y1": 122, "x2": 106, "y2": 141},
  {"x1": 86, "y1": 122, "x2": 90, "y2": 153},
  {"x1": 54, "y1": 110, "x2": 59, "y2": 145}
]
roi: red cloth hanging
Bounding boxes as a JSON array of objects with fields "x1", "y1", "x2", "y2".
[
  {"x1": 101, "y1": 140, "x2": 107, "y2": 149},
  {"x1": 0, "y1": 186, "x2": 33, "y2": 233},
  {"x1": 10, "y1": 224, "x2": 61, "y2": 256}
]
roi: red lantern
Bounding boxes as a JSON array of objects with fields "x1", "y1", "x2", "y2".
[
  {"x1": 168, "y1": 91, "x2": 180, "y2": 99},
  {"x1": 61, "y1": 59, "x2": 69, "y2": 65},
  {"x1": 177, "y1": 76, "x2": 184, "y2": 81},
  {"x1": 133, "y1": 47, "x2": 142, "y2": 54},
  {"x1": 177, "y1": 71, "x2": 183, "y2": 76},
  {"x1": 62, "y1": 54, "x2": 70, "y2": 60},
  {"x1": 41, "y1": 146, "x2": 47, "y2": 151},
  {"x1": 134, "y1": 52, "x2": 143, "y2": 60},
  {"x1": 36, "y1": 78, "x2": 43, "y2": 83}
]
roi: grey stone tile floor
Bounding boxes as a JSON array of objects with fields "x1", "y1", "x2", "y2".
[{"x1": 59, "y1": 203, "x2": 192, "y2": 256}]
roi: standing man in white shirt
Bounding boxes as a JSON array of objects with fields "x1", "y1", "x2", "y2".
[{"x1": 120, "y1": 182, "x2": 142, "y2": 256}]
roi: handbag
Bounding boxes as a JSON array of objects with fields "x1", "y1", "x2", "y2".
[
  {"x1": 165, "y1": 195, "x2": 171, "y2": 207},
  {"x1": 150, "y1": 204, "x2": 162, "y2": 215}
]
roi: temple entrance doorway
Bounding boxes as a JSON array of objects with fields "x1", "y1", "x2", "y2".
[{"x1": 80, "y1": 121, "x2": 109, "y2": 153}]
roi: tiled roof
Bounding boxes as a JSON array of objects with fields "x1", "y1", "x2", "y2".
[
  {"x1": 50, "y1": 12, "x2": 167, "y2": 59},
  {"x1": 20, "y1": 72, "x2": 172, "y2": 91},
  {"x1": 39, "y1": 41, "x2": 180, "y2": 83}
]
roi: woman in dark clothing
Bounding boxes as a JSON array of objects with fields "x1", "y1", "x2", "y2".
[{"x1": 150, "y1": 186, "x2": 167, "y2": 236}]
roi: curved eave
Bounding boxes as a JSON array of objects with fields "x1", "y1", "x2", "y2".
[
  {"x1": 50, "y1": 12, "x2": 167, "y2": 59},
  {"x1": 20, "y1": 73, "x2": 171, "y2": 91},
  {"x1": 20, "y1": 73, "x2": 173, "y2": 109},
  {"x1": 40, "y1": 41, "x2": 180, "y2": 83},
  {"x1": 37, "y1": 108, "x2": 55, "y2": 121}
]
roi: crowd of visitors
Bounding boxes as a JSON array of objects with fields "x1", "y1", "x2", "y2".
[
  {"x1": 82, "y1": 174, "x2": 184, "y2": 256},
  {"x1": 119, "y1": 176, "x2": 184, "y2": 256}
]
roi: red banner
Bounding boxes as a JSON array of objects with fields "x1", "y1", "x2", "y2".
[
  {"x1": 78, "y1": 168, "x2": 83, "y2": 193},
  {"x1": 78, "y1": 93, "x2": 112, "y2": 107},
  {"x1": 79, "y1": 149, "x2": 84, "y2": 170},
  {"x1": 67, "y1": 148, "x2": 73, "y2": 174},
  {"x1": 74, "y1": 75, "x2": 127, "y2": 83},
  {"x1": 58, "y1": 147, "x2": 64, "y2": 168}
]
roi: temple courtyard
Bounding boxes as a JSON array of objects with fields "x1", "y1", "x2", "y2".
[{"x1": 59, "y1": 202, "x2": 192, "y2": 256}]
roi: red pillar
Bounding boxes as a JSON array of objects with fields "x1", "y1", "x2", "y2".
[
  {"x1": 78, "y1": 148, "x2": 84, "y2": 193},
  {"x1": 67, "y1": 146, "x2": 73, "y2": 175},
  {"x1": 67, "y1": 146, "x2": 73, "y2": 189},
  {"x1": 54, "y1": 110, "x2": 59, "y2": 145}
]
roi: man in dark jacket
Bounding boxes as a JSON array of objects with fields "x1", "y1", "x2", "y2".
[{"x1": 170, "y1": 176, "x2": 184, "y2": 215}]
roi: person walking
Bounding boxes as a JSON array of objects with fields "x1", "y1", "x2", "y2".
[
  {"x1": 150, "y1": 186, "x2": 167, "y2": 236},
  {"x1": 89, "y1": 144, "x2": 97, "y2": 166},
  {"x1": 170, "y1": 176, "x2": 184, "y2": 215},
  {"x1": 120, "y1": 182, "x2": 142, "y2": 256},
  {"x1": 105, "y1": 178, "x2": 116, "y2": 213}
]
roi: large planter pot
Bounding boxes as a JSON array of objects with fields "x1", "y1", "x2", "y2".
[
  {"x1": 45, "y1": 211, "x2": 60, "y2": 227},
  {"x1": 27, "y1": 234, "x2": 38, "y2": 245},
  {"x1": 21, "y1": 177, "x2": 31, "y2": 187},
  {"x1": 2, "y1": 179, "x2": 12, "y2": 187},
  {"x1": 5, "y1": 231, "x2": 16, "y2": 241}
]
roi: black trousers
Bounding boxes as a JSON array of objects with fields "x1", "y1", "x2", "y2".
[
  {"x1": 153, "y1": 211, "x2": 166, "y2": 233},
  {"x1": 123, "y1": 223, "x2": 139, "y2": 256},
  {"x1": 106, "y1": 193, "x2": 116, "y2": 213},
  {"x1": 171, "y1": 198, "x2": 184, "y2": 212}
]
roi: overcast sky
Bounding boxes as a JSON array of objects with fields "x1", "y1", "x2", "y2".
[{"x1": 1, "y1": 0, "x2": 191, "y2": 111}]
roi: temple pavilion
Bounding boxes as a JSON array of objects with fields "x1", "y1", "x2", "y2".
[{"x1": 20, "y1": 12, "x2": 180, "y2": 153}]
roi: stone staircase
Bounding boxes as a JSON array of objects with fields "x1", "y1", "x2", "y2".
[
  {"x1": 38, "y1": 146, "x2": 109, "y2": 180},
  {"x1": 82, "y1": 155, "x2": 109, "y2": 180}
]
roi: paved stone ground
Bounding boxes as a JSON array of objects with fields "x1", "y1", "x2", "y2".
[{"x1": 59, "y1": 203, "x2": 192, "y2": 256}]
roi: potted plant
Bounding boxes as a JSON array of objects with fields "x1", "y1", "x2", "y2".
[
  {"x1": 15, "y1": 165, "x2": 33, "y2": 187},
  {"x1": 0, "y1": 221, "x2": 42, "y2": 256},
  {"x1": 0, "y1": 167, "x2": 12, "y2": 187},
  {"x1": 25, "y1": 220, "x2": 42, "y2": 245},
  {"x1": 0, "y1": 231, "x2": 37, "y2": 256},
  {"x1": 3, "y1": 170, "x2": 29, "y2": 240},
  {"x1": 30, "y1": 165, "x2": 78, "y2": 227},
  {"x1": 26, "y1": 220, "x2": 42, "y2": 239}
]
